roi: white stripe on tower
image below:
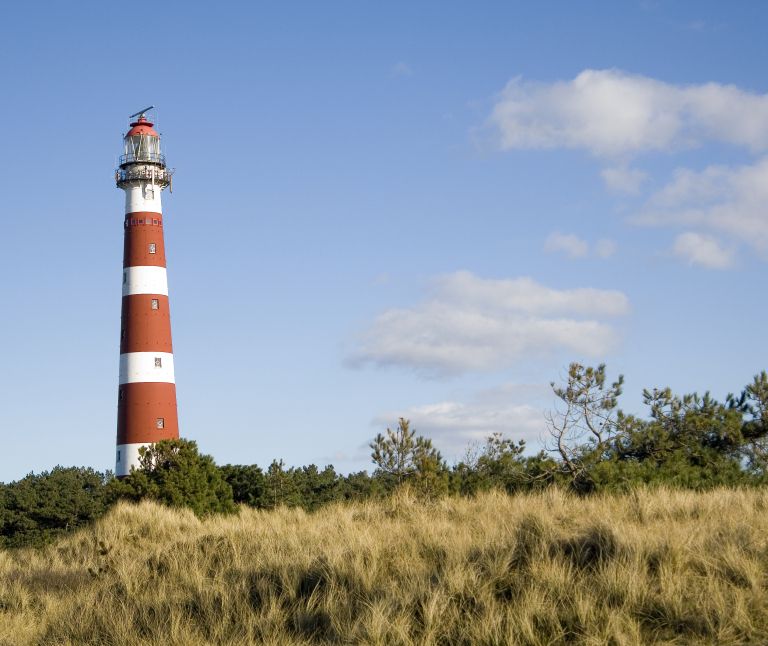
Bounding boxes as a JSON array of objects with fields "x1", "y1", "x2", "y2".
[
  {"x1": 115, "y1": 443, "x2": 151, "y2": 478},
  {"x1": 124, "y1": 184, "x2": 162, "y2": 213},
  {"x1": 122, "y1": 266, "x2": 169, "y2": 296},
  {"x1": 119, "y1": 352, "x2": 176, "y2": 384}
]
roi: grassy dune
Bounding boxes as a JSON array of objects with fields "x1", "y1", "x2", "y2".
[{"x1": 1, "y1": 488, "x2": 767, "y2": 645}]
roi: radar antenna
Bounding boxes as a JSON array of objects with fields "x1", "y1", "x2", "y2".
[{"x1": 129, "y1": 106, "x2": 155, "y2": 119}]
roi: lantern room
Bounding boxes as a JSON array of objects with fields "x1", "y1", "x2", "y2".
[
  {"x1": 120, "y1": 115, "x2": 165, "y2": 166},
  {"x1": 116, "y1": 108, "x2": 172, "y2": 189}
]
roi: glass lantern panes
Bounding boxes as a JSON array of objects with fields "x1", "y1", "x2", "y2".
[{"x1": 125, "y1": 134, "x2": 161, "y2": 163}]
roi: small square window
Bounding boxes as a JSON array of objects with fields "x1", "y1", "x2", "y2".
[
  {"x1": 151, "y1": 299, "x2": 159, "y2": 310},
  {"x1": 148, "y1": 243, "x2": 156, "y2": 254},
  {"x1": 154, "y1": 357, "x2": 162, "y2": 368},
  {"x1": 156, "y1": 418, "x2": 165, "y2": 429},
  {"x1": 153, "y1": 219, "x2": 158, "y2": 225}
]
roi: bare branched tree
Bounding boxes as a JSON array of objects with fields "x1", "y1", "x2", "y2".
[{"x1": 545, "y1": 363, "x2": 624, "y2": 490}]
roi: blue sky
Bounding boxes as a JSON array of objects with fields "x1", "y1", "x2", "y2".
[{"x1": 1, "y1": 1, "x2": 767, "y2": 481}]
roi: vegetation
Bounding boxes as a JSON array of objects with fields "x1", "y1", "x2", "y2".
[
  {"x1": 2, "y1": 488, "x2": 768, "y2": 644},
  {"x1": 0, "y1": 467, "x2": 110, "y2": 548},
  {"x1": 110, "y1": 440, "x2": 236, "y2": 517},
  {"x1": 2, "y1": 367, "x2": 768, "y2": 550},
  {"x1": 370, "y1": 417, "x2": 449, "y2": 496},
  {"x1": 2, "y1": 367, "x2": 768, "y2": 642},
  {"x1": 546, "y1": 366, "x2": 768, "y2": 493}
]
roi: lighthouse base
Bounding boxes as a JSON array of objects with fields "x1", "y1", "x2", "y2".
[{"x1": 115, "y1": 442, "x2": 151, "y2": 478}]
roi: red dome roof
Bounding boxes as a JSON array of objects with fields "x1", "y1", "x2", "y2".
[{"x1": 125, "y1": 116, "x2": 159, "y2": 138}]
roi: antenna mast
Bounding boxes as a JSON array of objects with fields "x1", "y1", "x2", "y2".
[{"x1": 129, "y1": 106, "x2": 155, "y2": 119}]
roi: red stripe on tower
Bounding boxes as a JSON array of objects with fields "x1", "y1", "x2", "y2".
[{"x1": 115, "y1": 109, "x2": 178, "y2": 477}]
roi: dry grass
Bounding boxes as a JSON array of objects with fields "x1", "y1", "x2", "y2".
[{"x1": 1, "y1": 487, "x2": 767, "y2": 645}]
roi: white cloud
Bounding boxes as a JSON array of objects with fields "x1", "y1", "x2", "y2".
[
  {"x1": 544, "y1": 232, "x2": 589, "y2": 258},
  {"x1": 595, "y1": 238, "x2": 618, "y2": 258},
  {"x1": 601, "y1": 166, "x2": 648, "y2": 194},
  {"x1": 348, "y1": 271, "x2": 629, "y2": 377},
  {"x1": 372, "y1": 383, "x2": 550, "y2": 456},
  {"x1": 486, "y1": 69, "x2": 768, "y2": 157},
  {"x1": 545, "y1": 232, "x2": 618, "y2": 260},
  {"x1": 434, "y1": 271, "x2": 628, "y2": 317},
  {"x1": 637, "y1": 156, "x2": 768, "y2": 254},
  {"x1": 672, "y1": 232, "x2": 735, "y2": 269}
]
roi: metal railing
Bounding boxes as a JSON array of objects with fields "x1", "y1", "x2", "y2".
[
  {"x1": 116, "y1": 165, "x2": 173, "y2": 187},
  {"x1": 119, "y1": 152, "x2": 166, "y2": 166}
]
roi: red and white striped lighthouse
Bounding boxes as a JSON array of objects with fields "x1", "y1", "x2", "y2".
[{"x1": 115, "y1": 108, "x2": 178, "y2": 477}]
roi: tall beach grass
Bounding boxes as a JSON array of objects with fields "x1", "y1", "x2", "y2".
[{"x1": 1, "y1": 487, "x2": 767, "y2": 644}]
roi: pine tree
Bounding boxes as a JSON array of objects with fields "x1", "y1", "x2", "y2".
[{"x1": 111, "y1": 439, "x2": 235, "y2": 516}]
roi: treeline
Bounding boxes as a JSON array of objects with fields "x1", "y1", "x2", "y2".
[{"x1": 2, "y1": 365, "x2": 767, "y2": 548}]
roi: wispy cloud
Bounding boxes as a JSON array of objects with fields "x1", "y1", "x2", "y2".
[
  {"x1": 672, "y1": 232, "x2": 735, "y2": 269},
  {"x1": 545, "y1": 232, "x2": 617, "y2": 260},
  {"x1": 372, "y1": 383, "x2": 551, "y2": 456},
  {"x1": 601, "y1": 166, "x2": 648, "y2": 194},
  {"x1": 636, "y1": 156, "x2": 768, "y2": 256},
  {"x1": 485, "y1": 69, "x2": 768, "y2": 157},
  {"x1": 391, "y1": 61, "x2": 414, "y2": 78},
  {"x1": 544, "y1": 232, "x2": 589, "y2": 258},
  {"x1": 348, "y1": 271, "x2": 629, "y2": 378},
  {"x1": 595, "y1": 238, "x2": 618, "y2": 258}
]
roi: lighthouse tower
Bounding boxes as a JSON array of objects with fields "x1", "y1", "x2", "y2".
[{"x1": 115, "y1": 108, "x2": 178, "y2": 477}]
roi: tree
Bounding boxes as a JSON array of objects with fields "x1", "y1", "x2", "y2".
[
  {"x1": 729, "y1": 371, "x2": 768, "y2": 475},
  {"x1": 600, "y1": 387, "x2": 752, "y2": 489},
  {"x1": 295, "y1": 464, "x2": 342, "y2": 511},
  {"x1": 339, "y1": 470, "x2": 382, "y2": 502},
  {"x1": 545, "y1": 363, "x2": 624, "y2": 492},
  {"x1": 263, "y1": 459, "x2": 302, "y2": 509},
  {"x1": 0, "y1": 467, "x2": 110, "y2": 548},
  {"x1": 455, "y1": 433, "x2": 527, "y2": 494},
  {"x1": 219, "y1": 464, "x2": 266, "y2": 507},
  {"x1": 370, "y1": 418, "x2": 448, "y2": 495},
  {"x1": 111, "y1": 439, "x2": 236, "y2": 517}
]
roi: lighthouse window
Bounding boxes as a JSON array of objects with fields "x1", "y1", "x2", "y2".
[
  {"x1": 153, "y1": 219, "x2": 158, "y2": 225},
  {"x1": 154, "y1": 357, "x2": 162, "y2": 368},
  {"x1": 148, "y1": 243, "x2": 157, "y2": 254},
  {"x1": 156, "y1": 418, "x2": 165, "y2": 429},
  {"x1": 117, "y1": 450, "x2": 121, "y2": 462},
  {"x1": 119, "y1": 388, "x2": 124, "y2": 401},
  {"x1": 122, "y1": 271, "x2": 127, "y2": 284},
  {"x1": 151, "y1": 299, "x2": 159, "y2": 310}
]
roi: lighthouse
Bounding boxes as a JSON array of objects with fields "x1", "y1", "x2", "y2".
[{"x1": 115, "y1": 108, "x2": 179, "y2": 477}]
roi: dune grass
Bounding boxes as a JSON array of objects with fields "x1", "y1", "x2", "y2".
[{"x1": 1, "y1": 487, "x2": 767, "y2": 645}]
